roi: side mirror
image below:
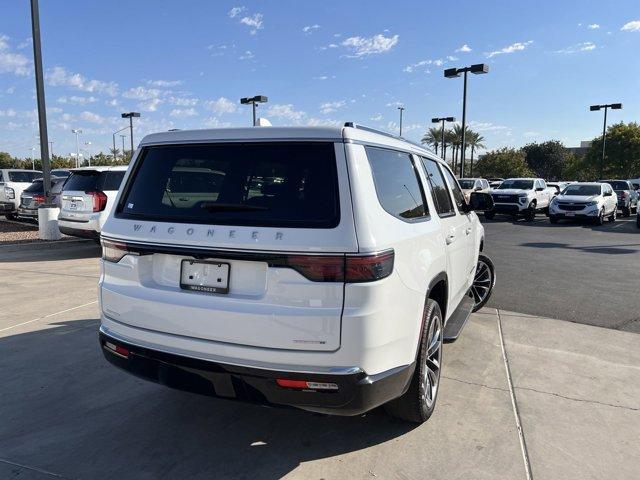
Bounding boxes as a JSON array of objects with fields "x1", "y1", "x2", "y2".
[
  {"x1": 466, "y1": 192, "x2": 494, "y2": 212},
  {"x1": 474, "y1": 186, "x2": 482, "y2": 191},
  {"x1": 603, "y1": 191, "x2": 612, "y2": 197},
  {"x1": 535, "y1": 187, "x2": 544, "y2": 192}
]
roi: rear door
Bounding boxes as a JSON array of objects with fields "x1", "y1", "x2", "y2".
[{"x1": 101, "y1": 142, "x2": 356, "y2": 352}]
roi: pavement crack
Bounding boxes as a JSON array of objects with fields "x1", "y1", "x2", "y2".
[
  {"x1": 0, "y1": 458, "x2": 73, "y2": 479},
  {"x1": 442, "y1": 375, "x2": 509, "y2": 393},
  {"x1": 514, "y1": 385, "x2": 640, "y2": 412}
]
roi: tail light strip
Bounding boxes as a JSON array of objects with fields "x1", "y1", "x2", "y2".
[{"x1": 101, "y1": 238, "x2": 394, "y2": 283}]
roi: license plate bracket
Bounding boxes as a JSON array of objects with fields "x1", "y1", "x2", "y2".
[{"x1": 180, "y1": 260, "x2": 230, "y2": 294}]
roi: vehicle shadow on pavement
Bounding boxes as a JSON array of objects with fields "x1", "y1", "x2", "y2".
[
  {"x1": 481, "y1": 215, "x2": 638, "y2": 233},
  {"x1": 0, "y1": 319, "x2": 415, "y2": 479},
  {"x1": 0, "y1": 242, "x2": 101, "y2": 263},
  {"x1": 520, "y1": 241, "x2": 640, "y2": 255}
]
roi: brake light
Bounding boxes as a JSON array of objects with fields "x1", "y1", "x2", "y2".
[
  {"x1": 104, "y1": 341, "x2": 129, "y2": 358},
  {"x1": 276, "y1": 379, "x2": 338, "y2": 391},
  {"x1": 282, "y1": 250, "x2": 394, "y2": 283},
  {"x1": 33, "y1": 194, "x2": 45, "y2": 204},
  {"x1": 620, "y1": 191, "x2": 628, "y2": 199},
  {"x1": 86, "y1": 190, "x2": 108, "y2": 212},
  {"x1": 101, "y1": 239, "x2": 131, "y2": 263}
]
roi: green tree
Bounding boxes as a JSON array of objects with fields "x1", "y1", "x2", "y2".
[
  {"x1": 421, "y1": 127, "x2": 442, "y2": 155},
  {"x1": 521, "y1": 140, "x2": 569, "y2": 180},
  {"x1": 584, "y1": 122, "x2": 640, "y2": 178},
  {"x1": 467, "y1": 131, "x2": 485, "y2": 177},
  {"x1": 474, "y1": 148, "x2": 534, "y2": 178}
]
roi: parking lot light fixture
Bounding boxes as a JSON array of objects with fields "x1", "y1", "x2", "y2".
[
  {"x1": 431, "y1": 116, "x2": 456, "y2": 159},
  {"x1": 112, "y1": 126, "x2": 128, "y2": 162},
  {"x1": 444, "y1": 63, "x2": 489, "y2": 177},
  {"x1": 71, "y1": 129, "x2": 82, "y2": 168},
  {"x1": 240, "y1": 95, "x2": 268, "y2": 126},
  {"x1": 121, "y1": 112, "x2": 140, "y2": 155},
  {"x1": 590, "y1": 103, "x2": 623, "y2": 178},
  {"x1": 397, "y1": 106, "x2": 405, "y2": 136}
]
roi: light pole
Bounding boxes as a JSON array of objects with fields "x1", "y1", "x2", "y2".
[
  {"x1": 397, "y1": 106, "x2": 405, "y2": 136},
  {"x1": 71, "y1": 129, "x2": 82, "y2": 168},
  {"x1": 84, "y1": 141, "x2": 92, "y2": 166},
  {"x1": 240, "y1": 95, "x2": 268, "y2": 126},
  {"x1": 590, "y1": 103, "x2": 622, "y2": 178},
  {"x1": 121, "y1": 112, "x2": 140, "y2": 155},
  {"x1": 431, "y1": 116, "x2": 456, "y2": 160},
  {"x1": 112, "y1": 126, "x2": 128, "y2": 162},
  {"x1": 120, "y1": 134, "x2": 127, "y2": 157},
  {"x1": 28, "y1": 146, "x2": 37, "y2": 169},
  {"x1": 49, "y1": 140, "x2": 54, "y2": 157},
  {"x1": 444, "y1": 63, "x2": 489, "y2": 177}
]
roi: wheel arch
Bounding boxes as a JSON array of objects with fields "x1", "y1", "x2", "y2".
[{"x1": 426, "y1": 273, "x2": 448, "y2": 322}]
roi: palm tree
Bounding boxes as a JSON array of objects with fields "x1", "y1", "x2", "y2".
[
  {"x1": 443, "y1": 129, "x2": 456, "y2": 166},
  {"x1": 467, "y1": 131, "x2": 486, "y2": 176},
  {"x1": 421, "y1": 127, "x2": 441, "y2": 154}
]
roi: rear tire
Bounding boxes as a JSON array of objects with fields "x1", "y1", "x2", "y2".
[
  {"x1": 471, "y1": 254, "x2": 495, "y2": 312},
  {"x1": 524, "y1": 203, "x2": 536, "y2": 221},
  {"x1": 384, "y1": 299, "x2": 443, "y2": 424},
  {"x1": 549, "y1": 216, "x2": 558, "y2": 224},
  {"x1": 622, "y1": 206, "x2": 630, "y2": 217},
  {"x1": 608, "y1": 209, "x2": 617, "y2": 223},
  {"x1": 484, "y1": 211, "x2": 495, "y2": 220},
  {"x1": 595, "y1": 208, "x2": 605, "y2": 226},
  {"x1": 636, "y1": 215, "x2": 640, "y2": 228},
  {"x1": 5, "y1": 213, "x2": 17, "y2": 221}
]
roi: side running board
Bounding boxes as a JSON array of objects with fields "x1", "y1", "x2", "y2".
[{"x1": 443, "y1": 293, "x2": 474, "y2": 343}]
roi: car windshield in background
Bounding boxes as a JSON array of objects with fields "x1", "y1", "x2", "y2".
[
  {"x1": 24, "y1": 178, "x2": 64, "y2": 193},
  {"x1": 498, "y1": 180, "x2": 533, "y2": 190},
  {"x1": 603, "y1": 181, "x2": 629, "y2": 190},
  {"x1": 8, "y1": 171, "x2": 41, "y2": 182},
  {"x1": 458, "y1": 180, "x2": 475, "y2": 189},
  {"x1": 118, "y1": 142, "x2": 340, "y2": 228},
  {"x1": 562, "y1": 185, "x2": 601, "y2": 196}
]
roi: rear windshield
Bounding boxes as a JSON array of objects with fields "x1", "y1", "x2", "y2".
[
  {"x1": 563, "y1": 185, "x2": 601, "y2": 196},
  {"x1": 8, "y1": 171, "x2": 41, "y2": 182},
  {"x1": 118, "y1": 142, "x2": 340, "y2": 228},
  {"x1": 603, "y1": 180, "x2": 629, "y2": 190},
  {"x1": 23, "y1": 178, "x2": 64, "y2": 194},
  {"x1": 63, "y1": 170, "x2": 125, "y2": 192}
]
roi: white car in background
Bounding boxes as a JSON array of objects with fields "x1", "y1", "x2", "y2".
[
  {"x1": 486, "y1": 178, "x2": 553, "y2": 221},
  {"x1": 57, "y1": 166, "x2": 127, "y2": 239},
  {"x1": 549, "y1": 182, "x2": 617, "y2": 225},
  {"x1": 458, "y1": 178, "x2": 491, "y2": 202},
  {"x1": 0, "y1": 169, "x2": 42, "y2": 220}
]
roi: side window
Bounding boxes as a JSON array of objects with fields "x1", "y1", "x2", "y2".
[
  {"x1": 440, "y1": 165, "x2": 466, "y2": 211},
  {"x1": 421, "y1": 158, "x2": 454, "y2": 216},
  {"x1": 0, "y1": 171, "x2": 4, "y2": 183},
  {"x1": 365, "y1": 147, "x2": 429, "y2": 221},
  {"x1": 483, "y1": 179, "x2": 489, "y2": 189},
  {"x1": 475, "y1": 180, "x2": 482, "y2": 190}
]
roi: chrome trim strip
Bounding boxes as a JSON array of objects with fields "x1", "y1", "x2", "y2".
[{"x1": 140, "y1": 137, "x2": 344, "y2": 146}]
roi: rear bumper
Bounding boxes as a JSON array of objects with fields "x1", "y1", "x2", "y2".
[
  {"x1": 58, "y1": 216, "x2": 100, "y2": 238},
  {"x1": 0, "y1": 202, "x2": 16, "y2": 213},
  {"x1": 99, "y1": 329, "x2": 415, "y2": 416},
  {"x1": 17, "y1": 207, "x2": 38, "y2": 219}
]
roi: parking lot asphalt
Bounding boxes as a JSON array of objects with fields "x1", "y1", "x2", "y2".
[
  {"x1": 1, "y1": 245, "x2": 639, "y2": 479},
  {"x1": 482, "y1": 215, "x2": 640, "y2": 332}
]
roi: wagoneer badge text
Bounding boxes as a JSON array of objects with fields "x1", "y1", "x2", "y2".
[{"x1": 133, "y1": 224, "x2": 284, "y2": 240}]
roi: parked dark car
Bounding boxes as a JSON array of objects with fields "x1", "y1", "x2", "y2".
[
  {"x1": 599, "y1": 180, "x2": 638, "y2": 217},
  {"x1": 17, "y1": 177, "x2": 65, "y2": 221}
]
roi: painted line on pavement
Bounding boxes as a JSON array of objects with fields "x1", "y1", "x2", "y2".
[
  {"x1": 0, "y1": 300, "x2": 98, "y2": 334},
  {"x1": 497, "y1": 308, "x2": 534, "y2": 480}
]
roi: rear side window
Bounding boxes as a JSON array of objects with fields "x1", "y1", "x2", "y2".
[
  {"x1": 421, "y1": 158, "x2": 454, "y2": 216},
  {"x1": 64, "y1": 172, "x2": 100, "y2": 191},
  {"x1": 8, "y1": 171, "x2": 41, "y2": 182},
  {"x1": 118, "y1": 142, "x2": 340, "y2": 228},
  {"x1": 365, "y1": 146, "x2": 428, "y2": 221},
  {"x1": 101, "y1": 171, "x2": 125, "y2": 191}
]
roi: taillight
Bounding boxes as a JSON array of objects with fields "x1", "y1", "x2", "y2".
[
  {"x1": 620, "y1": 192, "x2": 628, "y2": 199},
  {"x1": 101, "y1": 239, "x2": 130, "y2": 263},
  {"x1": 276, "y1": 378, "x2": 338, "y2": 391},
  {"x1": 282, "y1": 250, "x2": 394, "y2": 283},
  {"x1": 33, "y1": 194, "x2": 45, "y2": 204},
  {"x1": 86, "y1": 190, "x2": 108, "y2": 212}
]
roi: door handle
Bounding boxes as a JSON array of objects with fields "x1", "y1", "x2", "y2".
[
  {"x1": 465, "y1": 227, "x2": 472, "y2": 235},
  {"x1": 445, "y1": 234, "x2": 456, "y2": 245}
]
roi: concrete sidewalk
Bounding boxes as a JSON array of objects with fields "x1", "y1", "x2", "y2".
[{"x1": 0, "y1": 247, "x2": 638, "y2": 479}]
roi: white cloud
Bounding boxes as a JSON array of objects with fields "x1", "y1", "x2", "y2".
[
  {"x1": 370, "y1": 113, "x2": 382, "y2": 121},
  {"x1": 169, "y1": 96, "x2": 197, "y2": 107},
  {"x1": 523, "y1": 131, "x2": 540, "y2": 137},
  {"x1": 203, "y1": 117, "x2": 232, "y2": 128},
  {"x1": 404, "y1": 59, "x2": 432, "y2": 73},
  {"x1": 205, "y1": 97, "x2": 236, "y2": 115},
  {"x1": 456, "y1": 44, "x2": 472, "y2": 53},
  {"x1": 342, "y1": 34, "x2": 399, "y2": 57},
  {"x1": 621, "y1": 20, "x2": 640, "y2": 32},
  {"x1": 170, "y1": 108, "x2": 198, "y2": 118},
  {"x1": 138, "y1": 98, "x2": 162, "y2": 112},
  {"x1": 0, "y1": 109, "x2": 17, "y2": 117},
  {"x1": 122, "y1": 86, "x2": 161, "y2": 100},
  {"x1": 228, "y1": 6, "x2": 245, "y2": 18},
  {"x1": 306, "y1": 117, "x2": 341, "y2": 127},
  {"x1": 239, "y1": 13, "x2": 264, "y2": 34},
  {"x1": 588, "y1": 23, "x2": 600, "y2": 30},
  {"x1": 239, "y1": 50, "x2": 254, "y2": 60},
  {"x1": 0, "y1": 35, "x2": 31, "y2": 76},
  {"x1": 385, "y1": 101, "x2": 404, "y2": 108},
  {"x1": 266, "y1": 104, "x2": 306, "y2": 122},
  {"x1": 80, "y1": 111, "x2": 105, "y2": 124},
  {"x1": 47, "y1": 66, "x2": 118, "y2": 96},
  {"x1": 319, "y1": 100, "x2": 346, "y2": 114},
  {"x1": 555, "y1": 42, "x2": 596, "y2": 54},
  {"x1": 303, "y1": 25, "x2": 320, "y2": 34},
  {"x1": 146, "y1": 79, "x2": 182, "y2": 87},
  {"x1": 467, "y1": 121, "x2": 510, "y2": 133},
  {"x1": 57, "y1": 95, "x2": 98, "y2": 105},
  {"x1": 486, "y1": 40, "x2": 533, "y2": 58}
]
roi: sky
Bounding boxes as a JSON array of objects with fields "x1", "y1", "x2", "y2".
[{"x1": 0, "y1": 0, "x2": 639, "y2": 159}]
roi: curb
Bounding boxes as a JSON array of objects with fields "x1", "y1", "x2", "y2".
[{"x1": 0, "y1": 238, "x2": 96, "y2": 253}]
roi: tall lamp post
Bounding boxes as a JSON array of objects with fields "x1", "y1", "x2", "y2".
[
  {"x1": 121, "y1": 112, "x2": 140, "y2": 155},
  {"x1": 240, "y1": 95, "x2": 268, "y2": 126},
  {"x1": 120, "y1": 135, "x2": 127, "y2": 157},
  {"x1": 589, "y1": 103, "x2": 622, "y2": 178},
  {"x1": 71, "y1": 129, "x2": 82, "y2": 168},
  {"x1": 112, "y1": 126, "x2": 128, "y2": 162},
  {"x1": 397, "y1": 106, "x2": 405, "y2": 136},
  {"x1": 444, "y1": 63, "x2": 489, "y2": 177},
  {"x1": 431, "y1": 116, "x2": 456, "y2": 160}
]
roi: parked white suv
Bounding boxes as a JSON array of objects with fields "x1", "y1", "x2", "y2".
[
  {"x1": 57, "y1": 166, "x2": 127, "y2": 239},
  {"x1": 549, "y1": 182, "x2": 617, "y2": 225},
  {"x1": 98, "y1": 125, "x2": 495, "y2": 423},
  {"x1": 486, "y1": 177, "x2": 553, "y2": 221},
  {"x1": 0, "y1": 169, "x2": 42, "y2": 220}
]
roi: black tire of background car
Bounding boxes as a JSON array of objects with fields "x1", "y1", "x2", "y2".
[
  {"x1": 608, "y1": 209, "x2": 617, "y2": 223},
  {"x1": 622, "y1": 206, "x2": 630, "y2": 217},
  {"x1": 384, "y1": 299, "x2": 442, "y2": 424},
  {"x1": 524, "y1": 203, "x2": 536, "y2": 221},
  {"x1": 550, "y1": 216, "x2": 558, "y2": 224},
  {"x1": 595, "y1": 208, "x2": 605, "y2": 226}
]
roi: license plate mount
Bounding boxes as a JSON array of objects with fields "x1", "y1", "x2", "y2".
[{"x1": 180, "y1": 260, "x2": 230, "y2": 294}]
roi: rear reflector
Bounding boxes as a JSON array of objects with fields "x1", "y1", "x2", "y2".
[
  {"x1": 104, "y1": 341, "x2": 129, "y2": 358},
  {"x1": 276, "y1": 379, "x2": 339, "y2": 391}
]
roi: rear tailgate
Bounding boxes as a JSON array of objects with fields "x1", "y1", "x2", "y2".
[
  {"x1": 101, "y1": 141, "x2": 357, "y2": 352},
  {"x1": 61, "y1": 171, "x2": 101, "y2": 216}
]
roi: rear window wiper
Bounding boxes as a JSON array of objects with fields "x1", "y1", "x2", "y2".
[{"x1": 200, "y1": 202, "x2": 268, "y2": 212}]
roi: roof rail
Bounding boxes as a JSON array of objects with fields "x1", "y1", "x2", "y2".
[{"x1": 344, "y1": 122, "x2": 431, "y2": 153}]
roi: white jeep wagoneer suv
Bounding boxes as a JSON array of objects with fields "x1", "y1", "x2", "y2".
[{"x1": 98, "y1": 124, "x2": 495, "y2": 423}]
